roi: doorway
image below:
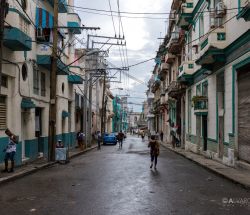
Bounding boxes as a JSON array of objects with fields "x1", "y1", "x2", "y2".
[
  {"x1": 35, "y1": 108, "x2": 43, "y2": 155},
  {"x1": 202, "y1": 115, "x2": 208, "y2": 151},
  {"x1": 218, "y1": 116, "x2": 224, "y2": 158},
  {"x1": 238, "y1": 65, "x2": 250, "y2": 163}
]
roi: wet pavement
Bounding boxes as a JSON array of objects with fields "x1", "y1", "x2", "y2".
[{"x1": 0, "y1": 135, "x2": 249, "y2": 215}]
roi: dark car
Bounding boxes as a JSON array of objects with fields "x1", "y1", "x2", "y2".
[{"x1": 103, "y1": 133, "x2": 118, "y2": 145}]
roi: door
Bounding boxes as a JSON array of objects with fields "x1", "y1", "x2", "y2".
[
  {"x1": 218, "y1": 116, "x2": 224, "y2": 158},
  {"x1": 202, "y1": 116, "x2": 207, "y2": 151},
  {"x1": 238, "y1": 67, "x2": 250, "y2": 163},
  {"x1": 35, "y1": 108, "x2": 43, "y2": 154},
  {"x1": 196, "y1": 116, "x2": 201, "y2": 153},
  {"x1": 21, "y1": 112, "x2": 26, "y2": 159}
]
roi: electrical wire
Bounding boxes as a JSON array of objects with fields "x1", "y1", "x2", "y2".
[{"x1": 66, "y1": 4, "x2": 244, "y2": 15}]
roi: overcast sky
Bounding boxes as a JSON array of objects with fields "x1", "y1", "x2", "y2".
[{"x1": 74, "y1": 0, "x2": 171, "y2": 111}]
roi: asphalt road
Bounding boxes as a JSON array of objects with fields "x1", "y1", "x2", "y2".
[{"x1": 0, "y1": 135, "x2": 250, "y2": 215}]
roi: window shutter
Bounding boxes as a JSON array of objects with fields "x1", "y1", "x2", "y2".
[{"x1": 0, "y1": 96, "x2": 7, "y2": 129}]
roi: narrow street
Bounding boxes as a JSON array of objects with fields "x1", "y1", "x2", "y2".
[{"x1": 0, "y1": 135, "x2": 250, "y2": 215}]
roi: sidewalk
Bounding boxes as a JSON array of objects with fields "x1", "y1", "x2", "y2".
[
  {"x1": 161, "y1": 142, "x2": 250, "y2": 189},
  {"x1": 0, "y1": 143, "x2": 98, "y2": 185}
]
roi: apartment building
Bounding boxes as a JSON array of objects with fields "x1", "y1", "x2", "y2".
[
  {"x1": 149, "y1": 0, "x2": 250, "y2": 166},
  {"x1": 0, "y1": 0, "x2": 82, "y2": 164}
]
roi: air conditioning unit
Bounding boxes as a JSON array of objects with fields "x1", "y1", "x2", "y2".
[
  {"x1": 36, "y1": 27, "x2": 45, "y2": 41},
  {"x1": 215, "y1": 2, "x2": 226, "y2": 18}
]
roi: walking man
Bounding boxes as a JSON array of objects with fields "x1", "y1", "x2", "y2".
[
  {"x1": 117, "y1": 130, "x2": 124, "y2": 149},
  {"x1": 2, "y1": 129, "x2": 18, "y2": 173},
  {"x1": 97, "y1": 131, "x2": 102, "y2": 150},
  {"x1": 148, "y1": 135, "x2": 160, "y2": 170},
  {"x1": 160, "y1": 130, "x2": 164, "y2": 142}
]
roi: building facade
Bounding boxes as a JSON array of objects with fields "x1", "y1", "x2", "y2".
[
  {"x1": 0, "y1": 0, "x2": 111, "y2": 165},
  {"x1": 148, "y1": 0, "x2": 250, "y2": 167}
]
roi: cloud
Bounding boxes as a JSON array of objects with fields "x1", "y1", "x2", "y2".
[{"x1": 74, "y1": 0, "x2": 171, "y2": 111}]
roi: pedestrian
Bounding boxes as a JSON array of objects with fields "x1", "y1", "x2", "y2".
[
  {"x1": 117, "y1": 130, "x2": 124, "y2": 149},
  {"x1": 77, "y1": 131, "x2": 84, "y2": 151},
  {"x1": 141, "y1": 130, "x2": 145, "y2": 141},
  {"x1": 148, "y1": 135, "x2": 160, "y2": 170},
  {"x1": 160, "y1": 130, "x2": 164, "y2": 142},
  {"x1": 97, "y1": 131, "x2": 102, "y2": 150},
  {"x1": 2, "y1": 129, "x2": 18, "y2": 173}
]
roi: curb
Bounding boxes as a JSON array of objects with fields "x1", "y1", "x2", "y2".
[
  {"x1": 0, "y1": 145, "x2": 98, "y2": 186},
  {"x1": 160, "y1": 143, "x2": 250, "y2": 190}
]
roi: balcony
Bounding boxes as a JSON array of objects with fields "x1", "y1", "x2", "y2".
[
  {"x1": 160, "y1": 63, "x2": 169, "y2": 74},
  {"x1": 165, "y1": 52, "x2": 175, "y2": 63},
  {"x1": 48, "y1": 0, "x2": 68, "y2": 13},
  {"x1": 196, "y1": 24, "x2": 227, "y2": 67},
  {"x1": 167, "y1": 81, "x2": 186, "y2": 98},
  {"x1": 193, "y1": 96, "x2": 208, "y2": 115},
  {"x1": 168, "y1": 29, "x2": 181, "y2": 54},
  {"x1": 147, "y1": 92, "x2": 154, "y2": 102},
  {"x1": 68, "y1": 75, "x2": 83, "y2": 84},
  {"x1": 178, "y1": 61, "x2": 194, "y2": 84},
  {"x1": 37, "y1": 55, "x2": 70, "y2": 75},
  {"x1": 237, "y1": 0, "x2": 250, "y2": 21},
  {"x1": 67, "y1": 13, "x2": 81, "y2": 34},
  {"x1": 151, "y1": 77, "x2": 161, "y2": 93},
  {"x1": 172, "y1": 0, "x2": 182, "y2": 10},
  {"x1": 3, "y1": 27, "x2": 32, "y2": 51},
  {"x1": 177, "y1": 1, "x2": 194, "y2": 30}
]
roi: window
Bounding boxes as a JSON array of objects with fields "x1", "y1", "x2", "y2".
[
  {"x1": 62, "y1": 83, "x2": 65, "y2": 94},
  {"x1": 1, "y1": 75, "x2": 8, "y2": 88},
  {"x1": 199, "y1": 14, "x2": 204, "y2": 39},
  {"x1": 36, "y1": 28, "x2": 51, "y2": 42},
  {"x1": 187, "y1": 30, "x2": 192, "y2": 59},
  {"x1": 188, "y1": 90, "x2": 192, "y2": 133},
  {"x1": 202, "y1": 81, "x2": 208, "y2": 97},
  {"x1": 22, "y1": 63, "x2": 28, "y2": 81},
  {"x1": 21, "y1": 0, "x2": 27, "y2": 10},
  {"x1": 0, "y1": 96, "x2": 7, "y2": 130},
  {"x1": 41, "y1": 72, "x2": 46, "y2": 97},
  {"x1": 196, "y1": 84, "x2": 201, "y2": 96},
  {"x1": 33, "y1": 66, "x2": 39, "y2": 95}
]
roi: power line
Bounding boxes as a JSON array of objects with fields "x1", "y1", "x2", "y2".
[{"x1": 66, "y1": 4, "x2": 243, "y2": 15}]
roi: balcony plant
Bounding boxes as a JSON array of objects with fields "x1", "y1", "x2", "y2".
[{"x1": 192, "y1": 95, "x2": 208, "y2": 109}]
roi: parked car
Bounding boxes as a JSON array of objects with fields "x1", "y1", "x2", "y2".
[{"x1": 103, "y1": 133, "x2": 118, "y2": 145}]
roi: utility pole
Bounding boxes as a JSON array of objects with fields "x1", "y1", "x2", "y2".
[
  {"x1": 0, "y1": 0, "x2": 8, "y2": 94},
  {"x1": 83, "y1": 71, "x2": 88, "y2": 148},
  {"x1": 88, "y1": 73, "x2": 92, "y2": 146},
  {"x1": 101, "y1": 70, "x2": 106, "y2": 135},
  {"x1": 48, "y1": 0, "x2": 59, "y2": 161}
]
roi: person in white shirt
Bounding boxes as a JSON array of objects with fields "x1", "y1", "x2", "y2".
[{"x1": 2, "y1": 129, "x2": 18, "y2": 173}]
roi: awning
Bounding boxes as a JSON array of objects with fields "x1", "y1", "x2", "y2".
[
  {"x1": 21, "y1": 98, "x2": 36, "y2": 109},
  {"x1": 68, "y1": 75, "x2": 83, "y2": 84},
  {"x1": 36, "y1": 8, "x2": 53, "y2": 28},
  {"x1": 35, "y1": 8, "x2": 65, "y2": 37}
]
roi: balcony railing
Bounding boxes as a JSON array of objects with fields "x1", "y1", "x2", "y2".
[
  {"x1": 177, "y1": 0, "x2": 194, "y2": 30},
  {"x1": 193, "y1": 96, "x2": 208, "y2": 115},
  {"x1": 165, "y1": 52, "x2": 175, "y2": 63},
  {"x1": 178, "y1": 61, "x2": 194, "y2": 78},
  {"x1": 67, "y1": 13, "x2": 82, "y2": 34}
]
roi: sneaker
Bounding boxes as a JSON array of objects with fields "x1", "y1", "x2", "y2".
[
  {"x1": 1, "y1": 169, "x2": 8, "y2": 173},
  {"x1": 8, "y1": 169, "x2": 14, "y2": 173},
  {"x1": 150, "y1": 164, "x2": 153, "y2": 169},
  {"x1": 154, "y1": 166, "x2": 157, "y2": 170}
]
